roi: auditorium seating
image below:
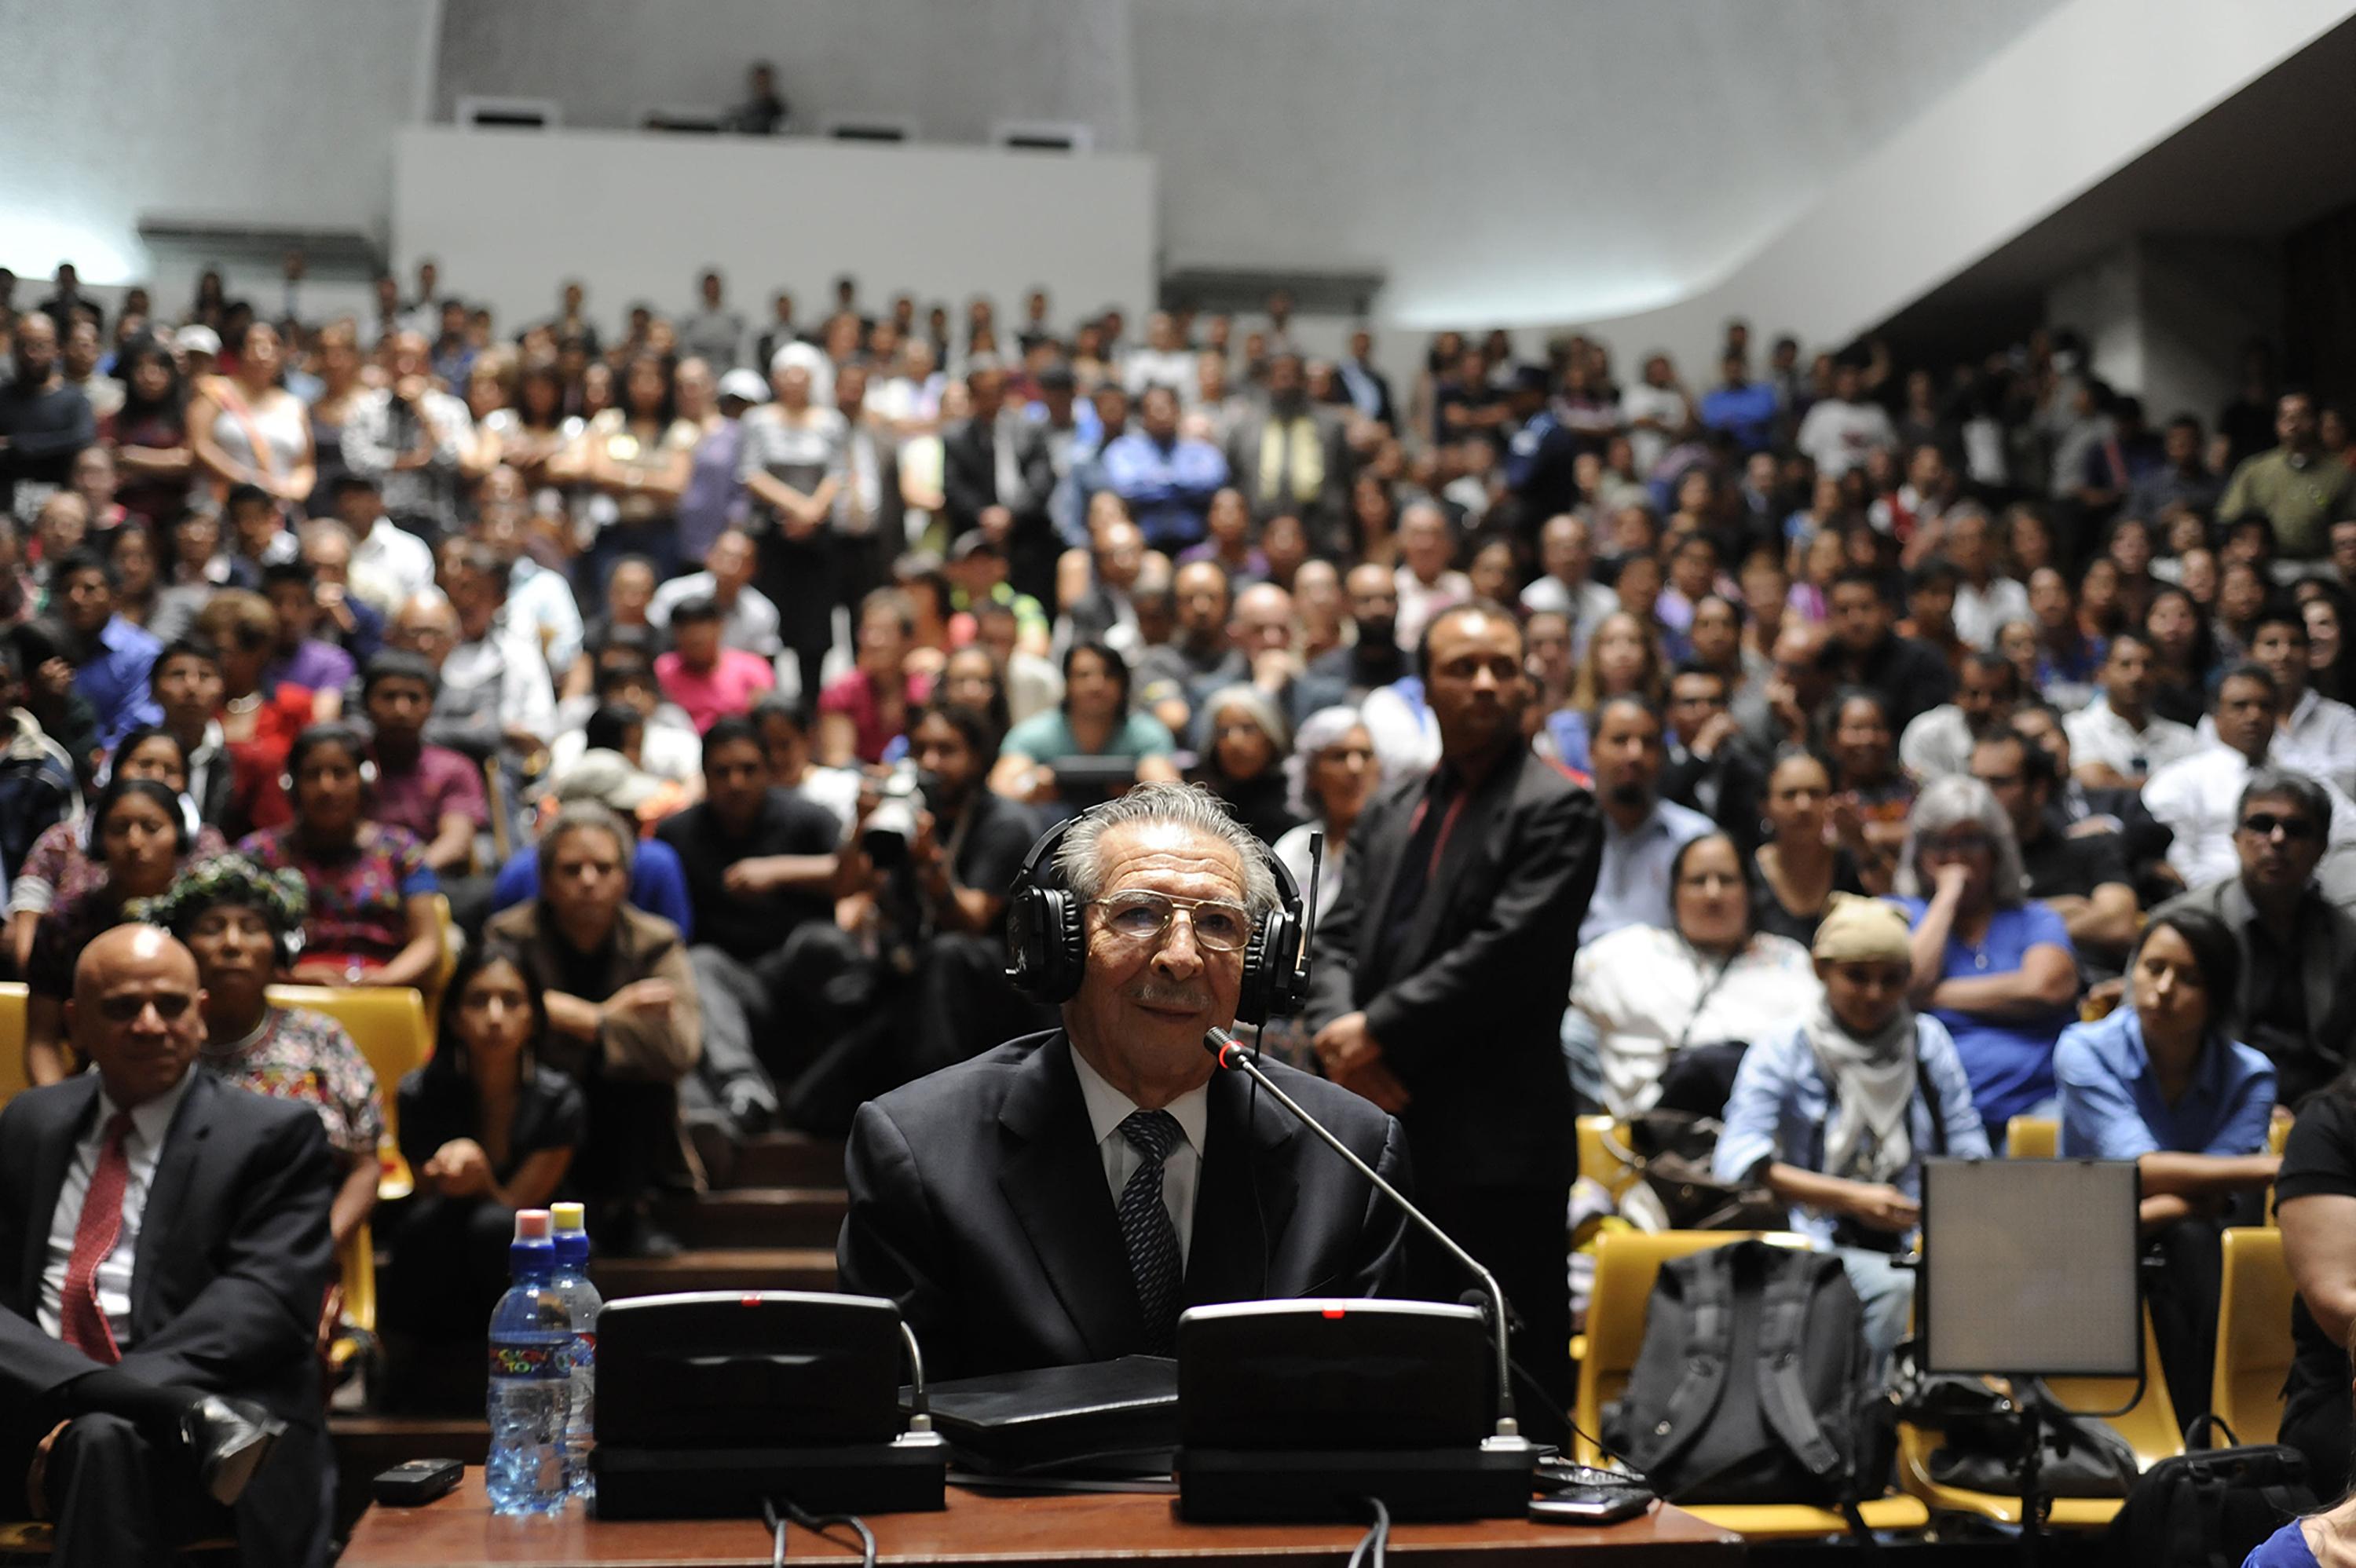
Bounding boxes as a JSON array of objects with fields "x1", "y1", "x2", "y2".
[
  {"x1": 1572, "y1": 1228, "x2": 1930, "y2": 1539},
  {"x1": 268, "y1": 984, "x2": 430, "y2": 1201},
  {"x1": 2006, "y1": 1117, "x2": 2058, "y2": 1158},
  {"x1": 0, "y1": 983, "x2": 24, "y2": 1109},
  {"x1": 2213, "y1": 1226, "x2": 2296, "y2": 1447}
]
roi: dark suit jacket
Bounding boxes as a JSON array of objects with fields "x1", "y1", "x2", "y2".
[
  {"x1": 943, "y1": 411, "x2": 1037, "y2": 540},
  {"x1": 1224, "y1": 407, "x2": 1350, "y2": 551},
  {"x1": 0, "y1": 1071, "x2": 335, "y2": 1563},
  {"x1": 837, "y1": 1029, "x2": 1411, "y2": 1380},
  {"x1": 1305, "y1": 747, "x2": 1601, "y2": 1190},
  {"x1": 2155, "y1": 875, "x2": 2356, "y2": 1106}
]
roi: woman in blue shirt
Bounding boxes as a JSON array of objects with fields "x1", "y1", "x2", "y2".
[
  {"x1": 989, "y1": 641, "x2": 1180, "y2": 817},
  {"x1": 1893, "y1": 775, "x2": 2080, "y2": 1143},
  {"x1": 2057, "y1": 907, "x2": 2279, "y2": 1424},
  {"x1": 1715, "y1": 896, "x2": 1990, "y2": 1387}
]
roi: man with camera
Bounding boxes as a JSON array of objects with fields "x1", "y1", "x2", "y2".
[{"x1": 791, "y1": 701, "x2": 1048, "y2": 1126}]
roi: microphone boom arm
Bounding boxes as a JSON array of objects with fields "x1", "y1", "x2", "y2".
[{"x1": 1204, "y1": 1027, "x2": 1521, "y2": 1442}]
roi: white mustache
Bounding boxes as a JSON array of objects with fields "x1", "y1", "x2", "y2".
[{"x1": 1131, "y1": 983, "x2": 1211, "y2": 1011}]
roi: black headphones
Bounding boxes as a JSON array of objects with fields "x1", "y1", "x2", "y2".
[{"x1": 1004, "y1": 802, "x2": 1309, "y2": 1025}]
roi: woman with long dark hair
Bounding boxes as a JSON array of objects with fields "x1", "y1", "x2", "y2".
[
  {"x1": 21, "y1": 775, "x2": 196, "y2": 1084},
  {"x1": 104, "y1": 336, "x2": 192, "y2": 526},
  {"x1": 233, "y1": 722, "x2": 441, "y2": 989},
  {"x1": 383, "y1": 941, "x2": 585, "y2": 1345},
  {"x1": 2145, "y1": 586, "x2": 2219, "y2": 726},
  {"x1": 2056, "y1": 908, "x2": 2276, "y2": 1420},
  {"x1": 578, "y1": 352, "x2": 697, "y2": 588}
]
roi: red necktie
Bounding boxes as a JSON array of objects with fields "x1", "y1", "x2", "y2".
[{"x1": 60, "y1": 1112, "x2": 134, "y2": 1364}]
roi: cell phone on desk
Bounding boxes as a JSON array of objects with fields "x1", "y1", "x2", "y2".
[
  {"x1": 1529, "y1": 1490, "x2": 1653, "y2": 1524},
  {"x1": 373, "y1": 1457, "x2": 465, "y2": 1505}
]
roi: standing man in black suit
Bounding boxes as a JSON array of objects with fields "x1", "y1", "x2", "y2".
[
  {"x1": 839, "y1": 784, "x2": 1410, "y2": 1380},
  {"x1": 942, "y1": 355, "x2": 1027, "y2": 543},
  {"x1": 1306, "y1": 600, "x2": 1601, "y2": 1431},
  {"x1": 0, "y1": 925, "x2": 336, "y2": 1568}
]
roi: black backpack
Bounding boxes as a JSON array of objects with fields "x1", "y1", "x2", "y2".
[
  {"x1": 2102, "y1": 1416, "x2": 2315, "y2": 1568},
  {"x1": 1604, "y1": 1239, "x2": 1891, "y2": 1511}
]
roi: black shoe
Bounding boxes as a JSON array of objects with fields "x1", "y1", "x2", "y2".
[{"x1": 181, "y1": 1395, "x2": 286, "y2": 1507}]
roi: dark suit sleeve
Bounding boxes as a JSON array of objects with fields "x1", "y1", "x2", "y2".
[
  {"x1": 1363, "y1": 784, "x2": 1601, "y2": 1081},
  {"x1": 942, "y1": 426, "x2": 990, "y2": 534},
  {"x1": 115, "y1": 1110, "x2": 336, "y2": 1395},
  {"x1": 836, "y1": 1101, "x2": 953, "y2": 1352},
  {"x1": 1345, "y1": 1115, "x2": 1414, "y2": 1299}
]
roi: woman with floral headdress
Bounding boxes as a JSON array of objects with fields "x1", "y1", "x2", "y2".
[{"x1": 147, "y1": 853, "x2": 384, "y2": 1247}]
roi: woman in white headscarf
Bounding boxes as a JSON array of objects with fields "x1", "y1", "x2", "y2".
[{"x1": 1713, "y1": 895, "x2": 1990, "y2": 1386}]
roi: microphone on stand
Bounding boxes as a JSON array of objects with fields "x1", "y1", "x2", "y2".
[{"x1": 1200, "y1": 1025, "x2": 1524, "y2": 1445}]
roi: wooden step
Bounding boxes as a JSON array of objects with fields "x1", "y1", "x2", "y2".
[
  {"x1": 591, "y1": 1246, "x2": 838, "y2": 1298},
  {"x1": 663, "y1": 1186, "x2": 848, "y2": 1249},
  {"x1": 727, "y1": 1132, "x2": 847, "y2": 1189}
]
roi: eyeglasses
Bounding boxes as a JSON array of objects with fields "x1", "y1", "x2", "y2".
[
  {"x1": 2238, "y1": 813, "x2": 2319, "y2": 842},
  {"x1": 1089, "y1": 890, "x2": 1253, "y2": 952},
  {"x1": 96, "y1": 991, "x2": 195, "y2": 1024}
]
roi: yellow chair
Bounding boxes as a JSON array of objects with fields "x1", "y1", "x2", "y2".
[
  {"x1": 1576, "y1": 1114, "x2": 1644, "y2": 1202},
  {"x1": 1575, "y1": 1229, "x2": 1930, "y2": 1540},
  {"x1": 267, "y1": 984, "x2": 430, "y2": 1201},
  {"x1": 2214, "y1": 1227, "x2": 2294, "y2": 1447},
  {"x1": 1897, "y1": 1307, "x2": 2179, "y2": 1528},
  {"x1": 2007, "y1": 1117, "x2": 2058, "y2": 1158},
  {"x1": 0, "y1": 981, "x2": 27, "y2": 1109},
  {"x1": 423, "y1": 893, "x2": 459, "y2": 1022}
]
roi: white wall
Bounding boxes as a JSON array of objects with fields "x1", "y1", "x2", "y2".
[
  {"x1": 434, "y1": 0, "x2": 1140, "y2": 147},
  {"x1": 2044, "y1": 236, "x2": 2280, "y2": 428},
  {"x1": 391, "y1": 127, "x2": 1156, "y2": 350},
  {"x1": 1565, "y1": 0, "x2": 2356, "y2": 376},
  {"x1": 0, "y1": 0, "x2": 434, "y2": 287}
]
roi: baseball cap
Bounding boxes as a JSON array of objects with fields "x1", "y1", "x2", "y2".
[{"x1": 716, "y1": 367, "x2": 767, "y2": 404}]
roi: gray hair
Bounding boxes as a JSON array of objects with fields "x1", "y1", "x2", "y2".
[
  {"x1": 536, "y1": 800, "x2": 636, "y2": 883},
  {"x1": 2236, "y1": 768, "x2": 2332, "y2": 835},
  {"x1": 1893, "y1": 776, "x2": 2028, "y2": 907},
  {"x1": 1196, "y1": 683, "x2": 1293, "y2": 768},
  {"x1": 1286, "y1": 704, "x2": 1376, "y2": 820},
  {"x1": 1055, "y1": 781, "x2": 1282, "y2": 918}
]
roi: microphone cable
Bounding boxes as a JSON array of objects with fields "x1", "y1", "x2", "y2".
[
  {"x1": 1344, "y1": 1496, "x2": 1390, "y2": 1568},
  {"x1": 764, "y1": 1497, "x2": 879, "y2": 1568}
]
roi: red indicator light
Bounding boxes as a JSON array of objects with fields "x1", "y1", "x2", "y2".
[
  {"x1": 741, "y1": 1295, "x2": 763, "y2": 1307},
  {"x1": 1321, "y1": 1308, "x2": 1346, "y2": 1319}
]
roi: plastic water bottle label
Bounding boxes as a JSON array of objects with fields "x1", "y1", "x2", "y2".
[{"x1": 490, "y1": 1341, "x2": 570, "y2": 1380}]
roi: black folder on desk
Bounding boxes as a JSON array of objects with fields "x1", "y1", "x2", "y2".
[{"x1": 905, "y1": 1356, "x2": 1177, "y2": 1478}]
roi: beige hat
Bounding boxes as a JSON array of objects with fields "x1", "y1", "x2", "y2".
[
  {"x1": 1810, "y1": 894, "x2": 1913, "y2": 966},
  {"x1": 552, "y1": 748, "x2": 664, "y2": 813}
]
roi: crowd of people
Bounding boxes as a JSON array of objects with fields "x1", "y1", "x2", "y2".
[{"x1": 5, "y1": 245, "x2": 2356, "y2": 1537}]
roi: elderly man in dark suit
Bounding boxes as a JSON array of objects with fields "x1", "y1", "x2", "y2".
[
  {"x1": 1306, "y1": 600, "x2": 1601, "y2": 1435},
  {"x1": 0, "y1": 924, "x2": 336, "y2": 1568},
  {"x1": 838, "y1": 784, "x2": 1409, "y2": 1380}
]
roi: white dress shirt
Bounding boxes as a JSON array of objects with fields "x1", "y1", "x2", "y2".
[
  {"x1": 2142, "y1": 743, "x2": 2356, "y2": 888},
  {"x1": 349, "y1": 518, "x2": 437, "y2": 617},
  {"x1": 2193, "y1": 689, "x2": 2356, "y2": 798},
  {"x1": 2064, "y1": 697, "x2": 2201, "y2": 784},
  {"x1": 1564, "y1": 925, "x2": 1824, "y2": 1116},
  {"x1": 40, "y1": 1072, "x2": 197, "y2": 1347},
  {"x1": 1898, "y1": 704, "x2": 1977, "y2": 780},
  {"x1": 1951, "y1": 576, "x2": 2032, "y2": 651},
  {"x1": 1069, "y1": 1046, "x2": 1209, "y2": 1269}
]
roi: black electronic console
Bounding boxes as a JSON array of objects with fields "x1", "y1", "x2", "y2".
[
  {"x1": 1175, "y1": 1298, "x2": 1536, "y2": 1522},
  {"x1": 591, "y1": 1290, "x2": 947, "y2": 1519}
]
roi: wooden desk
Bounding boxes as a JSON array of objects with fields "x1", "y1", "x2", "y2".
[{"x1": 341, "y1": 1472, "x2": 1743, "y2": 1566}]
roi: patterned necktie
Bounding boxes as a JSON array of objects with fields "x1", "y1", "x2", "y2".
[
  {"x1": 60, "y1": 1112, "x2": 135, "y2": 1363},
  {"x1": 1116, "y1": 1109, "x2": 1184, "y2": 1357}
]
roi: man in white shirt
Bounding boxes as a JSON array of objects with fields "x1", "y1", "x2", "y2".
[
  {"x1": 1582, "y1": 696, "x2": 1714, "y2": 943},
  {"x1": 1392, "y1": 501, "x2": 1472, "y2": 653},
  {"x1": 2143, "y1": 665, "x2": 2356, "y2": 889},
  {"x1": 1900, "y1": 652, "x2": 2019, "y2": 780},
  {"x1": 2065, "y1": 630, "x2": 2203, "y2": 788},
  {"x1": 2233, "y1": 604, "x2": 2356, "y2": 797},
  {"x1": 1794, "y1": 360, "x2": 1896, "y2": 479},
  {"x1": 1519, "y1": 513, "x2": 1621, "y2": 656},
  {"x1": 1619, "y1": 353, "x2": 1691, "y2": 479},
  {"x1": 1944, "y1": 508, "x2": 2032, "y2": 650},
  {"x1": 649, "y1": 528, "x2": 784, "y2": 659},
  {"x1": 335, "y1": 476, "x2": 436, "y2": 619},
  {"x1": 1122, "y1": 312, "x2": 1196, "y2": 398}
]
